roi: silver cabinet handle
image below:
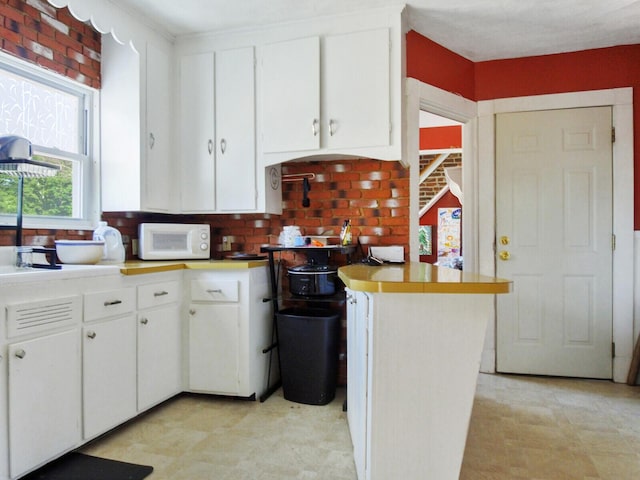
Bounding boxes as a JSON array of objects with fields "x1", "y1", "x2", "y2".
[
  {"x1": 87, "y1": 331, "x2": 97, "y2": 339},
  {"x1": 149, "y1": 132, "x2": 155, "y2": 149},
  {"x1": 104, "y1": 299, "x2": 122, "y2": 306},
  {"x1": 329, "y1": 119, "x2": 336, "y2": 136},
  {"x1": 312, "y1": 118, "x2": 319, "y2": 136},
  {"x1": 220, "y1": 138, "x2": 227, "y2": 154},
  {"x1": 140, "y1": 318, "x2": 149, "y2": 325},
  {"x1": 206, "y1": 289, "x2": 223, "y2": 294},
  {"x1": 15, "y1": 349, "x2": 26, "y2": 359},
  {"x1": 208, "y1": 139, "x2": 213, "y2": 155},
  {"x1": 154, "y1": 291, "x2": 169, "y2": 297}
]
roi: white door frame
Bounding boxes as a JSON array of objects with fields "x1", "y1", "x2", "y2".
[{"x1": 407, "y1": 79, "x2": 634, "y2": 382}]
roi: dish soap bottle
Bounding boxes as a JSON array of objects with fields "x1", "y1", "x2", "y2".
[
  {"x1": 93, "y1": 221, "x2": 125, "y2": 263},
  {"x1": 340, "y1": 219, "x2": 352, "y2": 246}
]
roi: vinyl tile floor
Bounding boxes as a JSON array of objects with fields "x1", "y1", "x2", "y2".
[{"x1": 81, "y1": 374, "x2": 640, "y2": 479}]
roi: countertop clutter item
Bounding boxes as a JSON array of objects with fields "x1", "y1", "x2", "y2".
[
  {"x1": 55, "y1": 239, "x2": 105, "y2": 265},
  {"x1": 288, "y1": 264, "x2": 338, "y2": 296},
  {"x1": 279, "y1": 225, "x2": 303, "y2": 247},
  {"x1": 93, "y1": 221, "x2": 126, "y2": 263},
  {"x1": 340, "y1": 219, "x2": 352, "y2": 245}
]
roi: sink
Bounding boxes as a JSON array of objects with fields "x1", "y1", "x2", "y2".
[{"x1": 0, "y1": 249, "x2": 121, "y2": 284}]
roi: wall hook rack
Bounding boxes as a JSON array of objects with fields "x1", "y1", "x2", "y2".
[{"x1": 282, "y1": 172, "x2": 316, "y2": 182}]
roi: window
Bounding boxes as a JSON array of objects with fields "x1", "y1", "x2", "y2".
[{"x1": 0, "y1": 51, "x2": 98, "y2": 231}]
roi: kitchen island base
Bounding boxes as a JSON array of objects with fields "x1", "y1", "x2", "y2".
[{"x1": 347, "y1": 289, "x2": 495, "y2": 480}]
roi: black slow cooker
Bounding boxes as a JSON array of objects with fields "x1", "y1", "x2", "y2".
[{"x1": 287, "y1": 264, "x2": 338, "y2": 296}]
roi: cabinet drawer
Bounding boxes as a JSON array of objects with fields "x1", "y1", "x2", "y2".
[
  {"x1": 137, "y1": 280, "x2": 180, "y2": 310},
  {"x1": 84, "y1": 288, "x2": 135, "y2": 322},
  {"x1": 191, "y1": 279, "x2": 239, "y2": 302}
]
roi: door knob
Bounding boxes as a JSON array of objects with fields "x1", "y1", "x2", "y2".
[{"x1": 499, "y1": 250, "x2": 511, "y2": 261}]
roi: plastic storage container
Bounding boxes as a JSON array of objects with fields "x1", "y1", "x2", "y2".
[
  {"x1": 92, "y1": 221, "x2": 125, "y2": 263},
  {"x1": 276, "y1": 307, "x2": 341, "y2": 405}
]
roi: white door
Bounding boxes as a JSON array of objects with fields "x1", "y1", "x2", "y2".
[
  {"x1": 188, "y1": 304, "x2": 241, "y2": 394},
  {"x1": 215, "y1": 47, "x2": 256, "y2": 211},
  {"x1": 179, "y1": 52, "x2": 215, "y2": 212},
  {"x1": 496, "y1": 106, "x2": 613, "y2": 378},
  {"x1": 323, "y1": 28, "x2": 390, "y2": 150},
  {"x1": 261, "y1": 36, "x2": 320, "y2": 153}
]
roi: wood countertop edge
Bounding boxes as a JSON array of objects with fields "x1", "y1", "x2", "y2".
[
  {"x1": 338, "y1": 265, "x2": 512, "y2": 295},
  {"x1": 120, "y1": 259, "x2": 268, "y2": 275}
]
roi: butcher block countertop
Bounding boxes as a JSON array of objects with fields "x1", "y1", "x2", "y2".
[
  {"x1": 120, "y1": 259, "x2": 268, "y2": 275},
  {"x1": 338, "y1": 262, "x2": 512, "y2": 294}
]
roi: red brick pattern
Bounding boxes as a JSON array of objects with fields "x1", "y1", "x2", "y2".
[{"x1": 0, "y1": 0, "x2": 101, "y2": 88}]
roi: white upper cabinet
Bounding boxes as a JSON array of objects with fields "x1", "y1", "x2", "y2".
[
  {"x1": 144, "y1": 43, "x2": 173, "y2": 211},
  {"x1": 215, "y1": 47, "x2": 257, "y2": 212},
  {"x1": 261, "y1": 36, "x2": 320, "y2": 153},
  {"x1": 177, "y1": 46, "x2": 281, "y2": 214},
  {"x1": 323, "y1": 29, "x2": 390, "y2": 150},
  {"x1": 179, "y1": 52, "x2": 216, "y2": 212},
  {"x1": 101, "y1": 35, "x2": 174, "y2": 212},
  {"x1": 259, "y1": 26, "x2": 397, "y2": 165}
]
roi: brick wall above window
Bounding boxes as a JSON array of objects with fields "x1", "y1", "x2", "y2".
[{"x1": 0, "y1": 0, "x2": 101, "y2": 88}]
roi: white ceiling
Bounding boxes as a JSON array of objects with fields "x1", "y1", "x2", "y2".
[{"x1": 108, "y1": 0, "x2": 640, "y2": 61}]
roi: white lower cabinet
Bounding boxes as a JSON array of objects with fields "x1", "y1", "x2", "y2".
[
  {"x1": 346, "y1": 289, "x2": 369, "y2": 480},
  {"x1": 186, "y1": 267, "x2": 272, "y2": 398},
  {"x1": 82, "y1": 315, "x2": 137, "y2": 439},
  {"x1": 137, "y1": 279, "x2": 182, "y2": 411},
  {"x1": 189, "y1": 303, "x2": 240, "y2": 393},
  {"x1": 8, "y1": 329, "x2": 81, "y2": 479}
]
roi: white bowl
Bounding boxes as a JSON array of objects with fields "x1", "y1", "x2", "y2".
[{"x1": 55, "y1": 240, "x2": 105, "y2": 265}]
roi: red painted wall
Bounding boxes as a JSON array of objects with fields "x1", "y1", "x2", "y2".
[
  {"x1": 407, "y1": 31, "x2": 640, "y2": 228},
  {"x1": 419, "y1": 126, "x2": 462, "y2": 150},
  {"x1": 406, "y1": 31, "x2": 475, "y2": 100}
]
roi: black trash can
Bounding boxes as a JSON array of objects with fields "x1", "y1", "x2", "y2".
[{"x1": 276, "y1": 307, "x2": 341, "y2": 405}]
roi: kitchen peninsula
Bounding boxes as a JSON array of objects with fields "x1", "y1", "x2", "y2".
[{"x1": 339, "y1": 263, "x2": 511, "y2": 480}]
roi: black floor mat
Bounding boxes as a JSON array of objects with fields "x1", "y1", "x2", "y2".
[{"x1": 20, "y1": 452, "x2": 153, "y2": 480}]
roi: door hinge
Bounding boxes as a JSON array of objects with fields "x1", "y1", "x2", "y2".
[
  {"x1": 612, "y1": 234, "x2": 616, "y2": 251},
  {"x1": 612, "y1": 127, "x2": 616, "y2": 143},
  {"x1": 612, "y1": 342, "x2": 616, "y2": 358}
]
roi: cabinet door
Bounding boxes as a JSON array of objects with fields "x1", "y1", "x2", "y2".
[
  {"x1": 137, "y1": 305, "x2": 181, "y2": 411},
  {"x1": 216, "y1": 47, "x2": 256, "y2": 211},
  {"x1": 83, "y1": 316, "x2": 137, "y2": 439},
  {"x1": 8, "y1": 330, "x2": 81, "y2": 478},
  {"x1": 346, "y1": 289, "x2": 369, "y2": 480},
  {"x1": 261, "y1": 36, "x2": 320, "y2": 153},
  {"x1": 188, "y1": 304, "x2": 240, "y2": 394},
  {"x1": 323, "y1": 28, "x2": 390, "y2": 150},
  {"x1": 180, "y1": 52, "x2": 216, "y2": 212},
  {"x1": 144, "y1": 42, "x2": 172, "y2": 211}
]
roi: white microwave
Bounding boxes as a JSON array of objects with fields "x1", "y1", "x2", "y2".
[{"x1": 138, "y1": 223, "x2": 210, "y2": 260}]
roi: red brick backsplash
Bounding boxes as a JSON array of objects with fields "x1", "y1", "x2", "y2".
[{"x1": 0, "y1": 0, "x2": 101, "y2": 88}]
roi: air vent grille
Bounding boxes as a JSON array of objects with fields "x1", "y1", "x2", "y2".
[{"x1": 7, "y1": 295, "x2": 81, "y2": 337}]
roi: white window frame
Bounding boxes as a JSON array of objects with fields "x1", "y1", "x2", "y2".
[{"x1": 0, "y1": 50, "x2": 100, "y2": 232}]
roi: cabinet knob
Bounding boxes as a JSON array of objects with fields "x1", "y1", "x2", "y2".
[
  {"x1": 15, "y1": 349, "x2": 26, "y2": 359},
  {"x1": 220, "y1": 138, "x2": 227, "y2": 154},
  {"x1": 189, "y1": 308, "x2": 196, "y2": 315},
  {"x1": 206, "y1": 288, "x2": 223, "y2": 294},
  {"x1": 149, "y1": 132, "x2": 155, "y2": 149},
  {"x1": 208, "y1": 139, "x2": 213, "y2": 155},
  {"x1": 104, "y1": 299, "x2": 122, "y2": 306},
  {"x1": 154, "y1": 291, "x2": 169, "y2": 297},
  {"x1": 140, "y1": 318, "x2": 149, "y2": 325},
  {"x1": 329, "y1": 119, "x2": 336, "y2": 136},
  {"x1": 312, "y1": 118, "x2": 319, "y2": 137},
  {"x1": 87, "y1": 331, "x2": 97, "y2": 339}
]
